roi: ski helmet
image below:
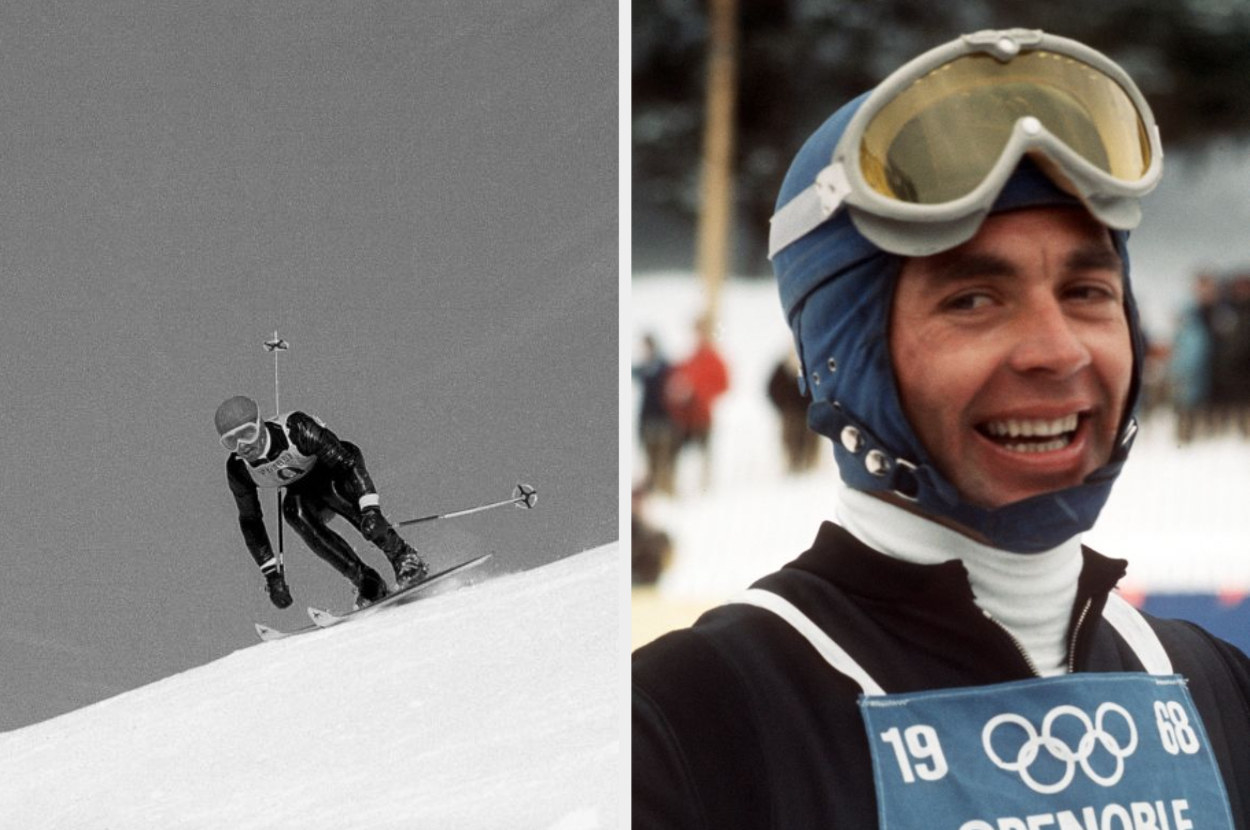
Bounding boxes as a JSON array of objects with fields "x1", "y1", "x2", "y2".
[
  {"x1": 769, "y1": 33, "x2": 1152, "y2": 553},
  {"x1": 214, "y1": 395, "x2": 260, "y2": 436}
]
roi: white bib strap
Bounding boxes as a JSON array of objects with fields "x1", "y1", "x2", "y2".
[
  {"x1": 732, "y1": 588, "x2": 885, "y2": 696},
  {"x1": 732, "y1": 588, "x2": 1174, "y2": 693},
  {"x1": 1102, "y1": 591, "x2": 1174, "y2": 675}
]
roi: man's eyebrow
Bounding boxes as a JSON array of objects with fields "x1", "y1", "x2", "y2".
[
  {"x1": 1065, "y1": 243, "x2": 1123, "y2": 274},
  {"x1": 922, "y1": 252, "x2": 1016, "y2": 285},
  {"x1": 919, "y1": 243, "x2": 1124, "y2": 286}
]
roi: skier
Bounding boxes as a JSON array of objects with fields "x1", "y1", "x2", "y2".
[{"x1": 215, "y1": 395, "x2": 428, "y2": 609}]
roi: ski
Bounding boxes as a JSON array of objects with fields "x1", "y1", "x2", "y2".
[
  {"x1": 254, "y1": 554, "x2": 493, "y2": 641},
  {"x1": 306, "y1": 553, "x2": 493, "y2": 628},
  {"x1": 255, "y1": 620, "x2": 317, "y2": 642}
]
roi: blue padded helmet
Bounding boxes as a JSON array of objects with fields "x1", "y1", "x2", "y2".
[{"x1": 772, "y1": 93, "x2": 1147, "y2": 553}]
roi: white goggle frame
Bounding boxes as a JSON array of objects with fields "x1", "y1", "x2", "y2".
[{"x1": 769, "y1": 29, "x2": 1164, "y2": 259}]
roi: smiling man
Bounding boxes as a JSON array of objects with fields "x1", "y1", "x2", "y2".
[{"x1": 632, "y1": 30, "x2": 1250, "y2": 829}]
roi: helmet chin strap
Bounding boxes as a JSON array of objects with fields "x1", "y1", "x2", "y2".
[{"x1": 813, "y1": 398, "x2": 1136, "y2": 554}]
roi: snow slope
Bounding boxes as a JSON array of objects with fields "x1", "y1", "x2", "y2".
[{"x1": 0, "y1": 544, "x2": 620, "y2": 829}]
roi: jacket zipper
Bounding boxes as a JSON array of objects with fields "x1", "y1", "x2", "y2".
[
  {"x1": 981, "y1": 610, "x2": 1041, "y2": 677},
  {"x1": 1067, "y1": 598, "x2": 1093, "y2": 673},
  {"x1": 982, "y1": 596, "x2": 1094, "y2": 678}
]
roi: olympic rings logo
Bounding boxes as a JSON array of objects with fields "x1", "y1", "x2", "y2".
[{"x1": 982, "y1": 703, "x2": 1138, "y2": 794}]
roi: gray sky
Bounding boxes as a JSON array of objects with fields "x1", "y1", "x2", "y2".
[{"x1": 0, "y1": 1, "x2": 618, "y2": 731}]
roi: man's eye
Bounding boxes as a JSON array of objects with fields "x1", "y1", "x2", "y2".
[
  {"x1": 1065, "y1": 283, "x2": 1119, "y2": 302},
  {"x1": 944, "y1": 292, "x2": 993, "y2": 312}
]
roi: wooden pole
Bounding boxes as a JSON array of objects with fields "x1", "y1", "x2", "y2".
[{"x1": 694, "y1": 0, "x2": 738, "y2": 330}]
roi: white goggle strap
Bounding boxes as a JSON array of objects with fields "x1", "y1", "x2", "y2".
[{"x1": 768, "y1": 163, "x2": 853, "y2": 260}]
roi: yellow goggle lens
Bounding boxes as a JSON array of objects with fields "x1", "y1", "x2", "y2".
[{"x1": 859, "y1": 51, "x2": 1152, "y2": 205}]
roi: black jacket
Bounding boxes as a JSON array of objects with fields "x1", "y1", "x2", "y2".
[
  {"x1": 225, "y1": 411, "x2": 375, "y2": 568},
  {"x1": 632, "y1": 522, "x2": 1250, "y2": 829}
]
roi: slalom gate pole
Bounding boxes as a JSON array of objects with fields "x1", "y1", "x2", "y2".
[
  {"x1": 397, "y1": 483, "x2": 537, "y2": 528},
  {"x1": 276, "y1": 491, "x2": 285, "y2": 573},
  {"x1": 265, "y1": 330, "x2": 288, "y2": 415},
  {"x1": 264, "y1": 331, "x2": 291, "y2": 571}
]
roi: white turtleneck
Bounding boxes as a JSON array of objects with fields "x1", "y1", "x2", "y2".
[{"x1": 834, "y1": 485, "x2": 1084, "y2": 676}]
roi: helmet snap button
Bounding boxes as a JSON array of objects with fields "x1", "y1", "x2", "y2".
[
  {"x1": 840, "y1": 426, "x2": 863, "y2": 453},
  {"x1": 865, "y1": 450, "x2": 891, "y2": 476}
]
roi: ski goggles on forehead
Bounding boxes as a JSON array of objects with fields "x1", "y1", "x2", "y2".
[
  {"x1": 769, "y1": 29, "x2": 1163, "y2": 259},
  {"x1": 220, "y1": 420, "x2": 262, "y2": 451}
]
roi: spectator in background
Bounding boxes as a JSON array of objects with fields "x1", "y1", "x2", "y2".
[
  {"x1": 632, "y1": 486, "x2": 672, "y2": 586},
  {"x1": 1169, "y1": 272, "x2": 1217, "y2": 444},
  {"x1": 665, "y1": 315, "x2": 729, "y2": 493},
  {"x1": 1208, "y1": 273, "x2": 1250, "y2": 437},
  {"x1": 633, "y1": 333, "x2": 678, "y2": 494},
  {"x1": 1223, "y1": 275, "x2": 1250, "y2": 437},
  {"x1": 767, "y1": 350, "x2": 821, "y2": 473}
]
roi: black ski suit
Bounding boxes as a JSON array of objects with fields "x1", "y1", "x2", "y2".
[
  {"x1": 225, "y1": 411, "x2": 411, "y2": 584},
  {"x1": 632, "y1": 522, "x2": 1250, "y2": 829}
]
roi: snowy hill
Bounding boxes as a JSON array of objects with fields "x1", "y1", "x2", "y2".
[{"x1": 0, "y1": 544, "x2": 620, "y2": 829}]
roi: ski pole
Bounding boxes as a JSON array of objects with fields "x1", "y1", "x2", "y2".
[{"x1": 397, "y1": 483, "x2": 537, "y2": 528}]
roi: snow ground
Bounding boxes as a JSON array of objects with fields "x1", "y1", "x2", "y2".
[
  {"x1": 0, "y1": 544, "x2": 620, "y2": 830},
  {"x1": 631, "y1": 274, "x2": 1250, "y2": 639}
]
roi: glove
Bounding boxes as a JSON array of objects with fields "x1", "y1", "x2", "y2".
[
  {"x1": 360, "y1": 504, "x2": 385, "y2": 541},
  {"x1": 264, "y1": 568, "x2": 293, "y2": 609}
]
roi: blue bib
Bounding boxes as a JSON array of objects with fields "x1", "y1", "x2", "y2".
[{"x1": 860, "y1": 673, "x2": 1233, "y2": 829}]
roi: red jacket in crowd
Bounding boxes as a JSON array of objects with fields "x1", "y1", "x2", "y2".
[{"x1": 665, "y1": 343, "x2": 729, "y2": 432}]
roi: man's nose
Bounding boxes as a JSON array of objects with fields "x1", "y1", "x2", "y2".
[{"x1": 1007, "y1": 298, "x2": 1091, "y2": 378}]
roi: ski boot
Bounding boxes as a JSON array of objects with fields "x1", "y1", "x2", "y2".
[
  {"x1": 390, "y1": 544, "x2": 429, "y2": 590},
  {"x1": 353, "y1": 565, "x2": 390, "y2": 610},
  {"x1": 263, "y1": 567, "x2": 293, "y2": 609}
]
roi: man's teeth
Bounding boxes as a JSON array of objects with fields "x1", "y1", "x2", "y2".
[
  {"x1": 1002, "y1": 437, "x2": 1071, "y2": 453},
  {"x1": 983, "y1": 414, "x2": 1079, "y2": 438},
  {"x1": 982, "y1": 414, "x2": 1079, "y2": 453}
]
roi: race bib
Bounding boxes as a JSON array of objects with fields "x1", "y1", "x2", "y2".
[{"x1": 859, "y1": 673, "x2": 1233, "y2": 830}]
